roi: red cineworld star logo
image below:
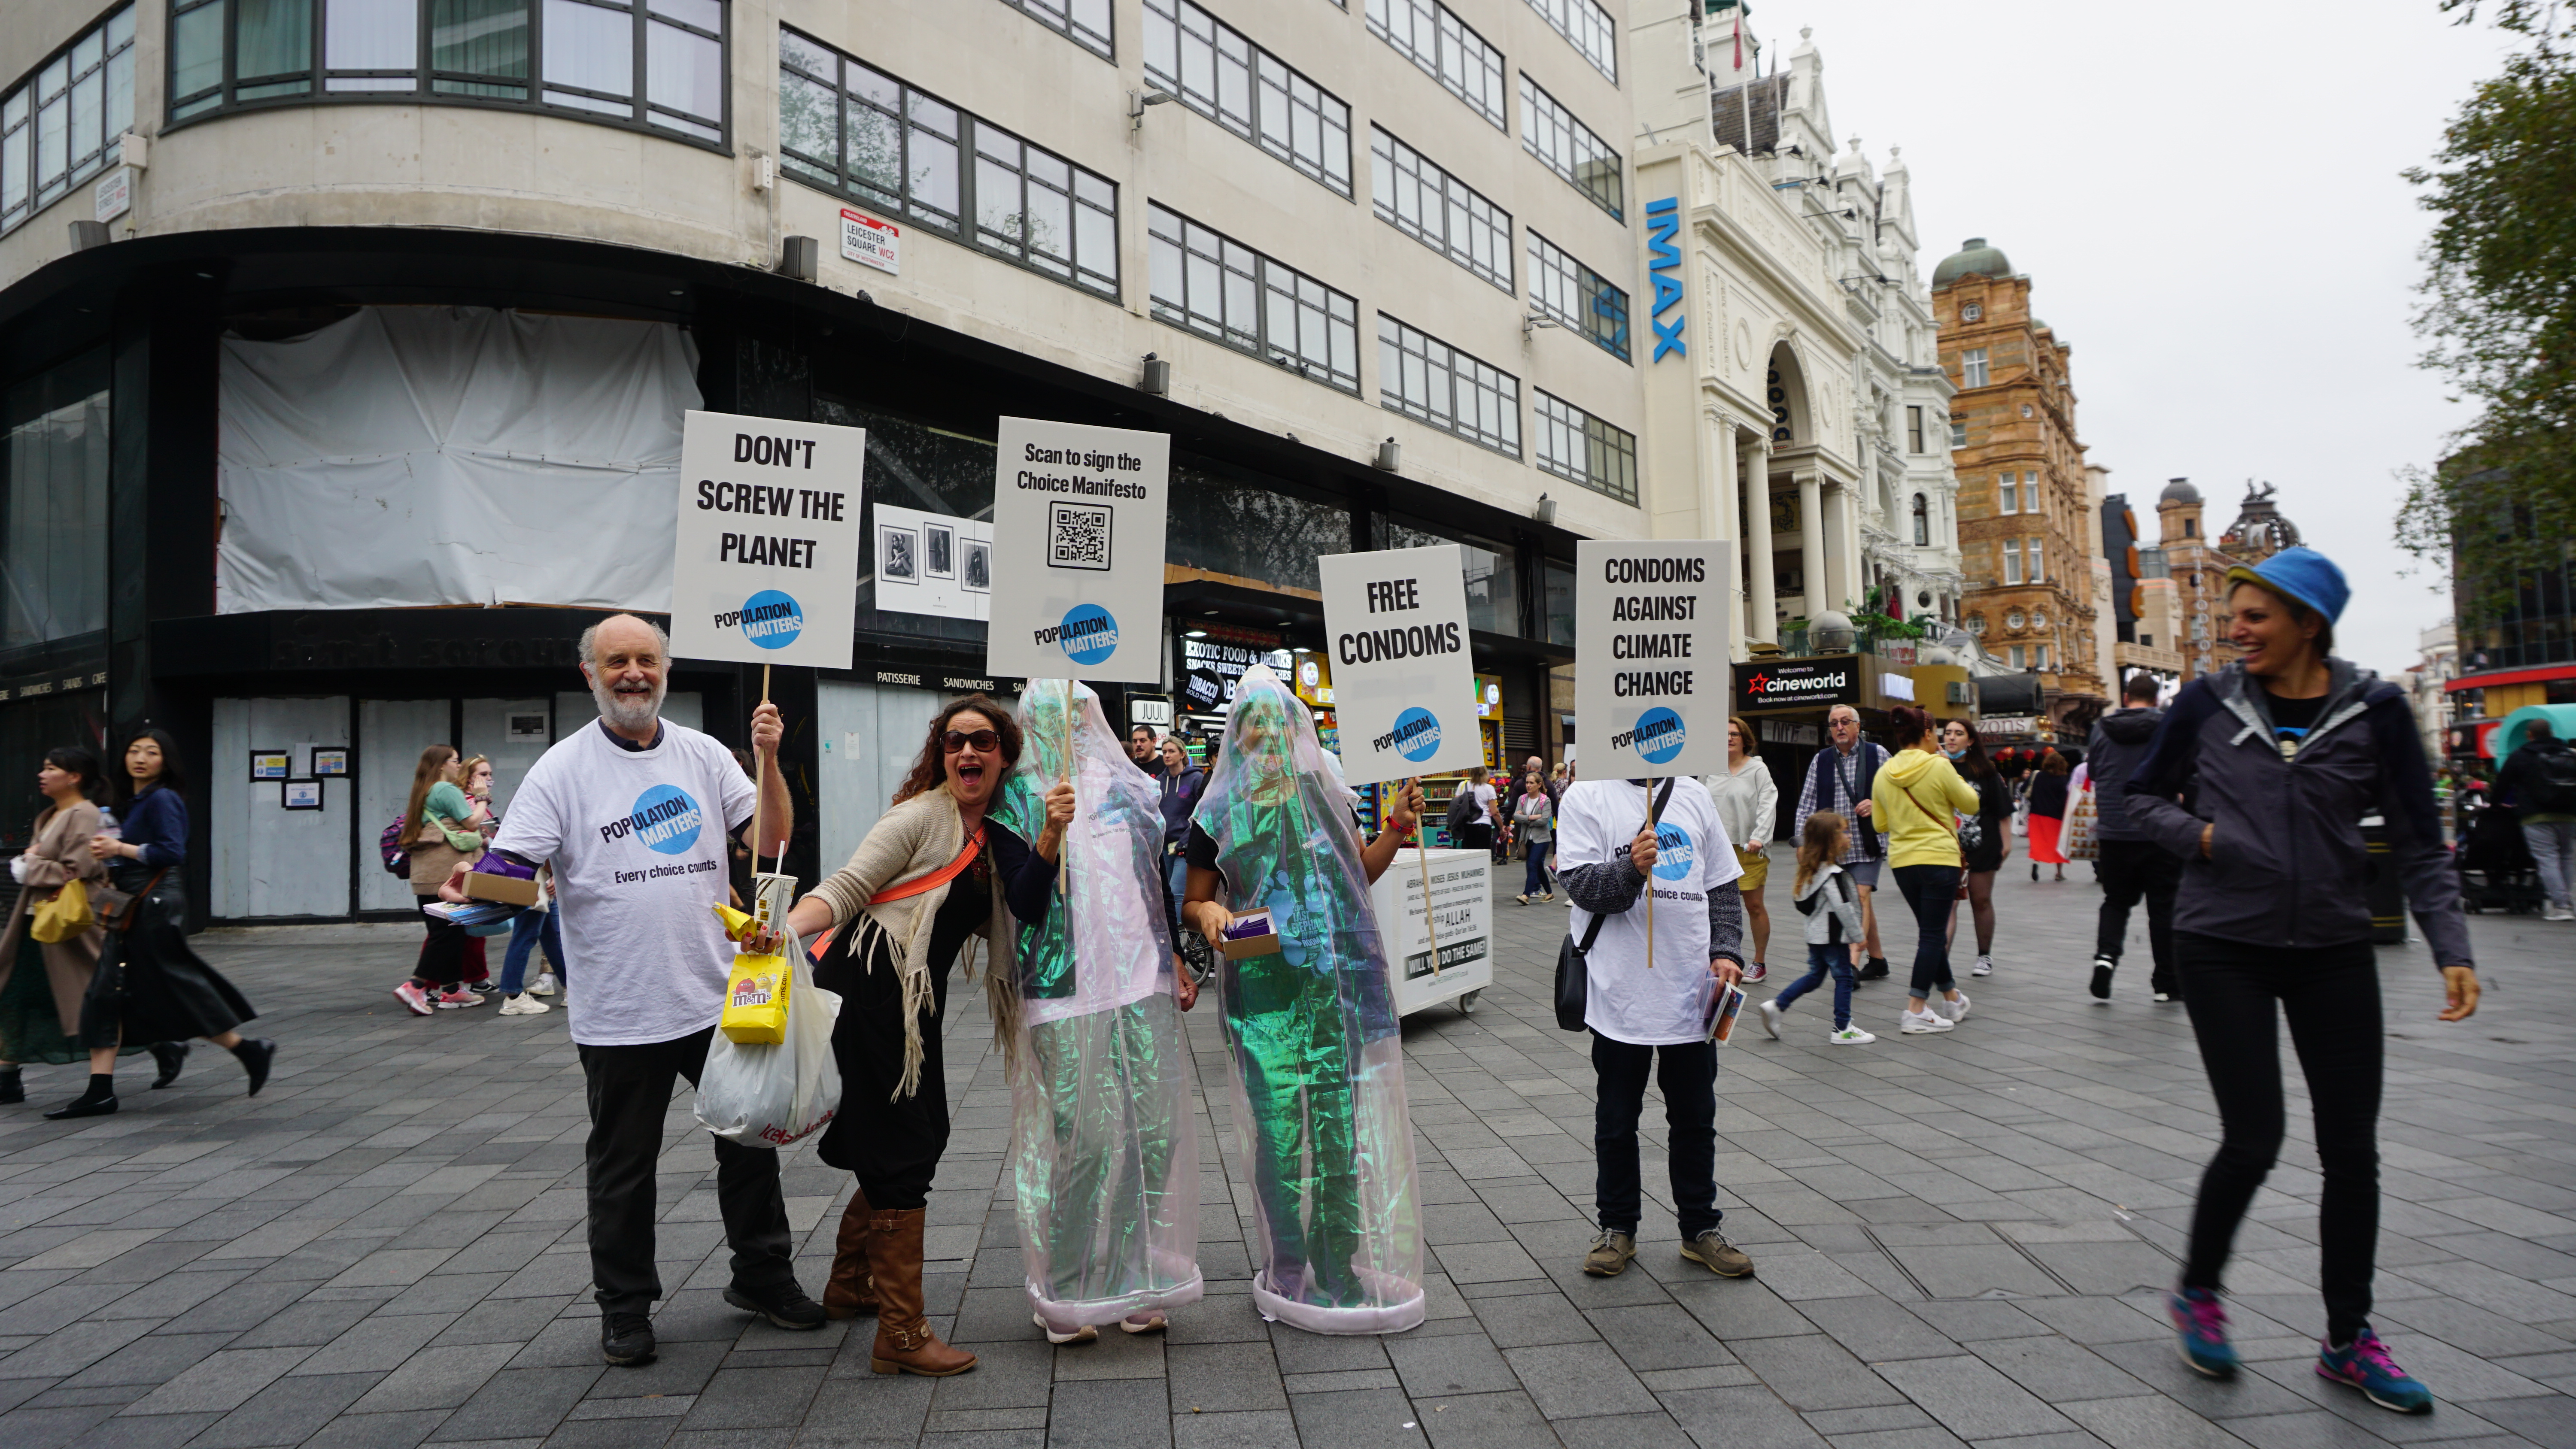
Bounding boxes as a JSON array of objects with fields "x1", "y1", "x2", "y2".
[{"x1": 1747, "y1": 672, "x2": 1771, "y2": 692}]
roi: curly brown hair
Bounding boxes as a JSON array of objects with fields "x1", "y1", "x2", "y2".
[{"x1": 890, "y1": 694, "x2": 1023, "y2": 807}]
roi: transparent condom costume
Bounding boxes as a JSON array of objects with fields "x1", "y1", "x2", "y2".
[
  {"x1": 1195, "y1": 665, "x2": 1424, "y2": 1334},
  {"x1": 989, "y1": 681, "x2": 1203, "y2": 1328}
]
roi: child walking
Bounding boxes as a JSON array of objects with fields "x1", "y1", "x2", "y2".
[{"x1": 1757, "y1": 812, "x2": 1875, "y2": 1046}]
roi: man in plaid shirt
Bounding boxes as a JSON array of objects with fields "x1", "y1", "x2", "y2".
[{"x1": 1792, "y1": 704, "x2": 1891, "y2": 979}]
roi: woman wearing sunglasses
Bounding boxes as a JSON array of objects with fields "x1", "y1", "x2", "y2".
[{"x1": 766, "y1": 695, "x2": 1060, "y2": 1378}]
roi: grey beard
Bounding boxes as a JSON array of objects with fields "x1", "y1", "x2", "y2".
[{"x1": 595, "y1": 681, "x2": 663, "y2": 734}]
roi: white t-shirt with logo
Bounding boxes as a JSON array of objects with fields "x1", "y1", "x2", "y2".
[
  {"x1": 489, "y1": 719, "x2": 756, "y2": 1047},
  {"x1": 1558, "y1": 776, "x2": 1743, "y2": 1046}
]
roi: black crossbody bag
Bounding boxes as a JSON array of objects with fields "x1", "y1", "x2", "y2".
[{"x1": 1553, "y1": 777, "x2": 1675, "y2": 1032}]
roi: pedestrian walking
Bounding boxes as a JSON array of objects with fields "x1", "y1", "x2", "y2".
[
  {"x1": 394, "y1": 746, "x2": 484, "y2": 1014},
  {"x1": 1126, "y1": 723, "x2": 1161, "y2": 777},
  {"x1": 1792, "y1": 704, "x2": 1891, "y2": 979},
  {"x1": 1868, "y1": 706, "x2": 1978, "y2": 1035},
  {"x1": 0, "y1": 746, "x2": 113, "y2": 1104},
  {"x1": 495, "y1": 864, "x2": 563, "y2": 1016},
  {"x1": 1938, "y1": 720, "x2": 2011, "y2": 978},
  {"x1": 2123, "y1": 547, "x2": 2477, "y2": 1413},
  {"x1": 2025, "y1": 750, "x2": 2071, "y2": 881},
  {"x1": 2495, "y1": 718, "x2": 2575, "y2": 920},
  {"x1": 1155, "y1": 734, "x2": 1205, "y2": 934},
  {"x1": 1452, "y1": 766, "x2": 1496, "y2": 855},
  {"x1": 449, "y1": 614, "x2": 815, "y2": 1367},
  {"x1": 1757, "y1": 811, "x2": 1873, "y2": 1045},
  {"x1": 765, "y1": 694, "x2": 1045, "y2": 1373},
  {"x1": 1706, "y1": 718, "x2": 1779, "y2": 983},
  {"x1": 47, "y1": 729, "x2": 274, "y2": 1118},
  {"x1": 458, "y1": 755, "x2": 498, "y2": 994},
  {"x1": 1557, "y1": 770, "x2": 1754, "y2": 1282},
  {"x1": 1512, "y1": 773, "x2": 1555, "y2": 904},
  {"x1": 2087, "y1": 674, "x2": 2183, "y2": 999}
]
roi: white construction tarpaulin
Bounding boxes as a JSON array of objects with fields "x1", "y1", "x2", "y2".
[{"x1": 217, "y1": 306, "x2": 702, "y2": 613}]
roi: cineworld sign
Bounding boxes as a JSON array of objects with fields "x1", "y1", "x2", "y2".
[{"x1": 1737, "y1": 660, "x2": 1860, "y2": 710}]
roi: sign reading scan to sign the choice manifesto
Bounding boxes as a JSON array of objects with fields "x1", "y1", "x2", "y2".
[
  {"x1": 984, "y1": 417, "x2": 1171, "y2": 684},
  {"x1": 670, "y1": 410, "x2": 865, "y2": 669},
  {"x1": 1574, "y1": 540, "x2": 1732, "y2": 779},
  {"x1": 1317, "y1": 545, "x2": 1481, "y2": 786}
]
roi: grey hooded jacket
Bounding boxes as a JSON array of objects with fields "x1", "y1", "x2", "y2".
[
  {"x1": 2084, "y1": 706, "x2": 2163, "y2": 842},
  {"x1": 2123, "y1": 661, "x2": 2471, "y2": 967}
]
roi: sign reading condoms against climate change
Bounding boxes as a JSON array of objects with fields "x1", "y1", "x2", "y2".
[
  {"x1": 984, "y1": 416, "x2": 1170, "y2": 683},
  {"x1": 670, "y1": 410, "x2": 865, "y2": 669},
  {"x1": 1317, "y1": 545, "x2": 1481, "y2": 786},
  {"x1": 1574, "y1": 540, "x2": 1732, "y2": 779}
]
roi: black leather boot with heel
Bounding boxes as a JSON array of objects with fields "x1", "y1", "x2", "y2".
[{"x1": 44, "y1": 1073, "x2": 116, "y2": 1119}]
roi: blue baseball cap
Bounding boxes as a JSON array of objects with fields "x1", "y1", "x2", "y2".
[{"x1": 2224, "y1": 546, "x2": 2348, "y2": 626}]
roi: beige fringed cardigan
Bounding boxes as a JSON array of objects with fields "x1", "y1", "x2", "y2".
[{"x1": 806, "y1": 784, "x2": 1010, "y2": 1100}]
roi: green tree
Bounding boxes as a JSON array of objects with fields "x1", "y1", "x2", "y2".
[{"x1": 2398, "y1": 0, "x2": 2576, "y2": 610}]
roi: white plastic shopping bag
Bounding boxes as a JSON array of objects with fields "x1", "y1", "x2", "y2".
[{"x1": 696, "y1": 929, "x2": 843, "y2": 1148}]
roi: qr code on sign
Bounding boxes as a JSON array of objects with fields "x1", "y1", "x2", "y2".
[{"x1": 1048, "y1": 500, "x2": 1113, "y2": 571}]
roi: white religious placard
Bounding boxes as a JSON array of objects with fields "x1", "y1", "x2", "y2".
[
  {"x1": 1574, "y1": 540, "x2": 1732, "y2": 779},
  {"x1": 872, "y1": 502, "x2": 990, "y2": 621},
  {"x1": 984, "y1": 417, "x2": 1170, "y2": 683},
  {"x1": 1316, "y1": 545, "x2": 1481, "y2": 785},
  {"x1": 669, "y1": 410, "x2": 866, "y2": 668}
]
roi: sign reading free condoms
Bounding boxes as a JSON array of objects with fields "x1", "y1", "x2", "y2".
[
  {"x1": 984, "y1": 417, "x2": 1171, "y2": 684},
  {"x1": 1317, "y1": 545, "x2": 1482, "y2": 786},
  {"x1": 670, "y1": 410, "x2": 865, "y2": 669},
  {"x1": 1574, "y1": 540, "x2": 1732, "y2": 779}
]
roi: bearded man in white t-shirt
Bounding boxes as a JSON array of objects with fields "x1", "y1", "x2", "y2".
[
  {"x1": 445, "y1": 613, "x2": 813, "y2": 1369},
  {"x1": 1555, "y1": 773, "x2": 1753, "y2": 1283}
]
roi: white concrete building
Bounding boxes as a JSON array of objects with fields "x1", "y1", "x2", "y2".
[{"x1": 0, "y1": 0, "x2": 1668, "y2": 918}]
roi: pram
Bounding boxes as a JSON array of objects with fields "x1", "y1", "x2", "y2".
[{"x1": 2456, "y1": 801, "x2": 2544, "y2": 914}]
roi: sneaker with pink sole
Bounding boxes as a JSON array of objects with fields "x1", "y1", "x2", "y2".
[
  {"x1": 393, "y1": 980, "x2": 433, "y2": 1016},
  {"x1": 431, "y1": 987, "x2": 484, "y2": 1009}
]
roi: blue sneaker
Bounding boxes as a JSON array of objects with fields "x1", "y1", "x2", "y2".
[
  {"x1": 2169, "y1": 1287, "x2": 2239, "y2": 1379},
  {"x1": 2317, "y1": 1328, "x2": 2433, "y2": 1414}
]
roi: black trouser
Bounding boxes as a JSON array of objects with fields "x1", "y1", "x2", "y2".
[
  {"x1": 1456, "y1": 822, "x2": 1493, "y2": 855},
  {"x1": 1890, "y1": 863, "x2": 1961, "y2": 997},
  {"x1": 1592, "y1": 1035, "x2": 1721, "y2": 1239},
  {"x1": 413, "y1": 896, "x2": 467, "y2": 988},
  {"x1": 578, "y1": 1026, "x2": 794, "y2": 1316},
  {"x1": 2096, "y1": 840, "x2": 2181, "y2": 992},
  {"x1": 2177, "y1": 933, "x2": 2382, "y2": 1345},
  {"x1": 817, "y1": 934, "x2": 953, "y2": 1211}
]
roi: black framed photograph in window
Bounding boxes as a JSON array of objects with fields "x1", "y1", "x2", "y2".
[
  {"x1": 881, "y1": 525, "x2": 917, "y2": 582},
  {"x1": 925, "y1": 523, "x2": 954, "y2": 578},
  {"x1": 963, "y1": 539, "x2": 991, "y2": 593}
]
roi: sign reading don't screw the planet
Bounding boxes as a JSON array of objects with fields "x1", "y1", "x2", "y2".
[
  {"x1": 669, "y1": 410, "x2": 865, "y2": 669},
  {"x1": 984, "y1": 417, "x2": 1170, "y2": 684},
  {"x1": 1574, "y1": 540, "x2": 1732, "y2": 780}
]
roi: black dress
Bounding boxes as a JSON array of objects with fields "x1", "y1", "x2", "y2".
[
  {"x1": 1963, "y1": 774, "x2": 2011, "y2": 874},
  {"x1": 79, "y1": 791, "x2": 255, "y2": 1049}
]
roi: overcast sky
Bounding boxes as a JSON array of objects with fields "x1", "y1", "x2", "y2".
[{"x1": 1745, "y1": 0, "x2": 2518, "y2": 679}]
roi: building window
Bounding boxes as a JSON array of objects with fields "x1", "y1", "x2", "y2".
[
  {"x1": 2008, "y1": 645, "x2": 2024, "y2": 669},
  {"x1": 166, "y1": 0, "x2": 726, "y2": 145},
  {"x1": 1149, "y1": 204, "x2": 1358, "y2": 394},
  {"x1": 995, "y1": 0, "x2": 1110, "y2": 58},
  {"x1": 1949, "y1": 417, "x2": 1966, "y2": 449},
  {"x1": 1962, "y1": 303, "x2": 1982, "y2": 322},
  {"x1": 2, "y1": 6, "x2": 137, "y2": 238},
  {"x1": 2002, "y1": 541, "x2": 2022, "y2": 585},
  {"x1": 1533, "y1": 391, "x2": 1635, "y2": 504},
  {"x1": 2184, "y1": 517, "x2": 2196, "y2": 537},
  {"x1": 781, "y1": 34, "x2": 1117, "y2": 298},
  {"x1": 1523, "y1": 0, "x2": 1615, "y2": 82},
  {"x1": 1906, "y1": 405, "x2": 1924, "y2": 453},
  {"x1": 1526, "y1": 232, "x2": 1630, "y2": 361},
  {"x1": 1519, "y1": 75, "x2": 1620, "y2": 219},
  {"x1": 2034, "y1": 643, "x2": 2049, "y2": 670},
  {"x1": 0, "y1": 347, "x2": 111, "y2": 652},
  {"x1": 2139, "y1": 633, "x2": 2154, "y2": 648},
  {"x1": 1365, "y1": 0, "x2": 1507, "y2": 130},
  {"x1": 1142, "y1": 0, "x2": 1352, "y2": 194},
  {"x1": 1370, "y1": 128, "x2": 1511, "y2": 291},
  {"x1": 2028, "y1": 539, "x2": 2044, "y2": 583},
  {"x1": 1961, "y1": 348, "x2": 1988, "y2": 388},
  {"x1": 1379, "y1": 315, "x2": 1519, "y2": 458},
  {"x1": 1998, "y1": 474, "x2": 2017, "y2": 514},
  {"x1": 1911, "y1": 494, "x2": 1929, "y2": 546}
]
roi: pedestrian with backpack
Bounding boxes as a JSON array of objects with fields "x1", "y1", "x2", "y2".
[
  {"x1": 2496, "y1": 718, "x2": 2576, "y2": 921},
  {"x1": 1756, "y1": 811, "x2": 1873, "y2": 1045},
  {"x1": 392, "y1": 745, "x2": 484, "y2": 1015}
]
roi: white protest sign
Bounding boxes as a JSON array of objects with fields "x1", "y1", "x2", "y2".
[
  {"x1": 669, "y1": 410, "x2": 865, "y2": 668},
  {"x1": 1317, "y1": 545, "x2": 1481, "y2": 785},
  {"x1": 1575, "y1": 540, "x2": 1732, "y2": 779},
  {"x1": 984, "y1": 417, "x2": 1170, "y2": 683}
]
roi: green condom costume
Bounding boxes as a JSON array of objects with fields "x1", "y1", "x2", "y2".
[
  {"x1": 989, "y1": 681, "x2": 1202, "y2": 1328},
  {"x1": 1196, "y1": 665, "x2": 1423, "y2": 1334}
]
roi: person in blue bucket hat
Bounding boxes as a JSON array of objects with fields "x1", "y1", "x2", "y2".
[{"x1": 2120, "y1": 546, "x2": 2478, "y2": 1413}]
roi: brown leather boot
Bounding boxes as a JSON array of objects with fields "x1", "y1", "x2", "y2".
[
  {"x1": 822, "y1": 1188, "x2": 879, "y2": 1320},
  {"x1": 866, "y1": 1207, "x2": 976, "y2": 1376}
]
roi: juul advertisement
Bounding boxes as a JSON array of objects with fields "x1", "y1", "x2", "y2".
[
  {"x1": 1573, "y1": 540, "x2": 1731, "y2": 779},
  {"x1": 669, "y1": 410, "x2": 865, "y2": 669},
  {"x1": 1317, "y1": 545, "x2": 1482, "y2": 786},
  {"x1": 984, "y1": 417, "x2": 1170, "y2": 683}
]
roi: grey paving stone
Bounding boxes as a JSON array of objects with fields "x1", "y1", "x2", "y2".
[
  {"x1": 2056, "y1": 1394, "x2": 2255, "y2": 1449},
  {"x1": 119, "y1": 1346, "x2": 315, "y2": 1415},
  {"x1": 1872, "y1": 1357, "x2": 2078, "y2": 1440},
  {"x1": 1654, "y1": 1383, "x2": 1831, "y2": 1448},
  {"x1": 1167, "y1": 1342, "x2": 1288, "y2": 1413},
  {"x1": 1547, "y1": 1410, "x2": 1698, "y2": 1449},
  {"x1": 1502, "y1": 1341, "x2": 1659, "y2": 1419},
  {"x1": 189, "y1": 1370, "x2": 383, "y2": 1449},
  {"x1": 1965, "y1": 1334, "x2": 2153, "y2": 1402},
  {"x1": 1170, "y1": 1411, "x2": 1299, "y2": 1449},
  {"x1": 431, "y1": 1364, "x2": 607, "y2": 1441},
  {"x1": 1385, "y1": 1334, "x2": 1518, "y2": 1398},
  {"x1": 1282, "y1": 1387, "x2": 1422, "y2": 1449},
  {"x1": 1733, "y1": 1333, "x2": 1910, "y2": 1410}
]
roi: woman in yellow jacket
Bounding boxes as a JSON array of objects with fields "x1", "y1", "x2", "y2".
[{"x1": 1869, "y1": 706, "x2": 1982, "y2": 1034}]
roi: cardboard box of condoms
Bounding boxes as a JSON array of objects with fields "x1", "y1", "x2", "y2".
[
  {"x1": 1218, "y1": 907, "x2": 1279, "y2": 960},
  {"x1": 463, "y1": 872, "x2": 540, "y2": 906}
]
